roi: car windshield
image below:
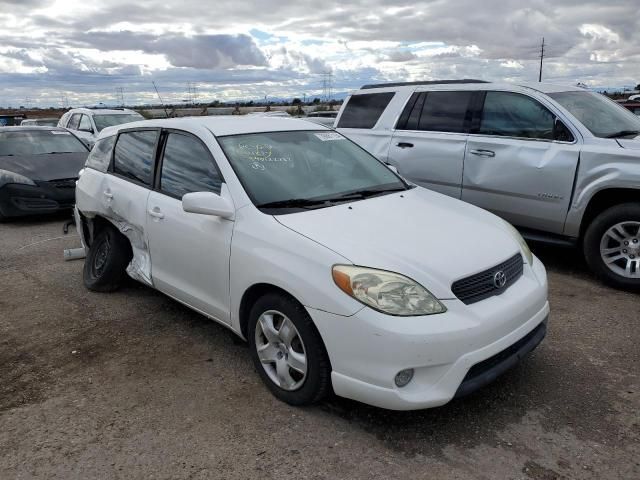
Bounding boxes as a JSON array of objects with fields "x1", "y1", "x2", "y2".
[
  {"x1": 218, "y1": 130, "x2": 408, "y2": 211},
  {"x1": 0, "y1": 130, "x2": 88, "y2": 156},
  {"x1": 548, "y1": 91, "x2": 640, "y2": 138},
  {"x1": 93, "y1": 113, "x2": 144, "y2": 132}
]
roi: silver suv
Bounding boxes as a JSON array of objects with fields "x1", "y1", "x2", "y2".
[{"x1": 335, "y1": 80, "x2": 640, "y2": 290}]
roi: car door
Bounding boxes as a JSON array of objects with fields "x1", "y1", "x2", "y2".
[
  {"x1": 462, "y1": 91, "x2": 580, "y2": 234},
  {"x1": 145, "y1": 130, "x2": 233, "y2": 324},
  {"x1": 388, "y1": 90, "x2": 474, "y2": 198},
  {"x1": 106, "y1": 128, "x2": 160, "y2": 284}
]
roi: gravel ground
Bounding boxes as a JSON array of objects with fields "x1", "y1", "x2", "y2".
[{"x1": 1, "y1": 215, "x2": 638, "y2": 480}]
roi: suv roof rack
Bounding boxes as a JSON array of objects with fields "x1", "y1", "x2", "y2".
[{"x1": 360, "y1": 79, "x2": 489, "y2": 90}]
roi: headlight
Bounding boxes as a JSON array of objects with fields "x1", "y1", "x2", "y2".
[
  {"x1": 0, "y1": 169, "x2": 36, "y2": 188},
  {"x1": 503, "y1": 221, "x2": 533, "y2": 265},
  {"x1": 332, "y1": 265, "x2": 446, "y2": 316}
]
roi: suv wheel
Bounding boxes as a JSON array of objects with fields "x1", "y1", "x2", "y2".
[
  {"x1": 83, "y1": 224, "x2": 132, "y2": 292},
  {"x1": 248, "y1": 293, "x2": 331, "y2": 406},
  {"x1": 584, "y1": 203, "x2": 640, "y2": 290}
]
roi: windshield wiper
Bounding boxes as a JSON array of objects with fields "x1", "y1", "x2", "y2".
[
  {"x1": 606, "y1": 130, "x2": 640, "y2": 138},
  {"x1": 256, "y1": 198, "x2": 331, "y2": 209},
  {"x1": 330, "y1": 186, "x2": 408, "y2": 201},
  {"x1": 46, "y1": 151, "x2": 74, "y2": 154}
]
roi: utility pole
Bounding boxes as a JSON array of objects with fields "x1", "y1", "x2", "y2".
[{"x1": 538, "y1": 37, "x2": 545, "y2": 83}]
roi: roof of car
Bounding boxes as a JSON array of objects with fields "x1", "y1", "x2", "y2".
[
  {"x1": 352, "y1": 81, "x2": 586, "y2": 95},
  {"x1": 0, "y1": 126, "x2": 68, "y2": 132},
  {"x1": 65, "y1": 107, "x2": 140, "y2": 115},
  {"x1": 100, "y1": 116, "x2": 330, "y2": 139}
]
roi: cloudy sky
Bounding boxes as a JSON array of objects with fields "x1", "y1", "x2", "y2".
[{"x1": 0, "y1": 0, "x2": 639, "y2": 107}]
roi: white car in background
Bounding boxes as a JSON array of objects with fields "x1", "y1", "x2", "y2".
[
  {"x1": 58, "y1": 108, "x2": 144, "y2": 148},
  {"x1": 74, "y1": 116, "x2": 549, "y2": 410},
  {"x1": 305, "y1": 111, "x2": 338, "y2": 126}
]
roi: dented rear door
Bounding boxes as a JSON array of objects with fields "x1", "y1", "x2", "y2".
[{"x1": 462, "y1": 91, "x2": 580, "y2": 234}]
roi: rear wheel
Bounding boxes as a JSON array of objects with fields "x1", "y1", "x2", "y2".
[
  {"x1": 584, "y1": 203, "x2": 640, "y2": 291},
  {"x1": 248, "y1": 293, "x2": 331, "y2": 406},
  {"x1": 83, "y1": 224, "x2": 132, "y2": 292}
]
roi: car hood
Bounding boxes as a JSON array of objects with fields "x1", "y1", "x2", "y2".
[
  {"x1": 274, "y1": 187, "x2": 522, "y2": 299},
  {"x1": 0, "y1": 152, "x2": 87, "y2": 181},
  {"x1": 616, "y1": 137, "x2": 640, "y2": 150}
]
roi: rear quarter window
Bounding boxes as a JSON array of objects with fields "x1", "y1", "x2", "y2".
[
  {"x1": 113, "y1": 130, "x2": 158, "y2": 186},
  {"x1": 337, "y1": 92, "x2": 395, "y2": 129},
  {"x1": 85, "y1": 135, "x2": 116, "y2": 172}
]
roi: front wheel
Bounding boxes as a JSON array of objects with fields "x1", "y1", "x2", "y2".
[
  {"x1": 248, "y1": 293, "x2": 331, "y2": 406},
  {"x1": 584, "y1": 203, "x2": 640, "y2": 291}
]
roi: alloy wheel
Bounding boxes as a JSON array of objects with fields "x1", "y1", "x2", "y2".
[
  {"x1": 254, "y1": 310, "x2": 308, "y2": 391},
  {"x1": 599, "y1": 221, "x2": 640, "y2": 278}
]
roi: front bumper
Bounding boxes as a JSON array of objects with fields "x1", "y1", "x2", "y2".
[
  {"x1": 0, "y1": 180, "x2": 76, "y2": 217},
  {"x1": 308, "y1": 255, "x2": 549, "y2": 410}
]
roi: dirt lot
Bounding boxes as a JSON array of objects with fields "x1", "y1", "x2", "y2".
[{"x1": 1, "y1": 215, "x2": 638, "y2": 480}]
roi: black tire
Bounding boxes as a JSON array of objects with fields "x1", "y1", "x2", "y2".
[
  {"x1": 248, "y1": 292, "x2": 331, "y2": 406},
  {"x1": 83, "y1": 225, "x2": 132, "y2": 292},
  {"x1": 583, "y1": 202, "x2": 640, "y2": 291}
]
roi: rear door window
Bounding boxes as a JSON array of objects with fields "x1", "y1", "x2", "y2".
[
  {"x1": 113, "y1": 130, "x2": 159, "y2": 186},
  {"x1": 159, "y1": 132, "x2": 222, "y2": 199},
  {"x1": 479, "y1": 91, "x2": 555, "y2": 140},
  {"x1": 337, "y1": 92, "x2": 395, "y2": 129},
  {"x1": 397, "y1": 91, "x2": 473, "y2": 132},
  {"x1": 67, "y1": 113, "x2": 81, "y2": 130}
]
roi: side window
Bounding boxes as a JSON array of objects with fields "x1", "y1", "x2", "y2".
[
  {"x1": 85, "y1": 135, "x2": 116, "y2": 172},
  {"x1": 159, "y1": 133, "x2": 222, "y2": 199},
  {"x1": 337, "y1": 92, "x2": 395, "y2": 129},
  {"x1": 67, "y1": 113, "x2": 81, "y2": 130},
  {"x1": 78, "y1": 115, "x2": 92, "y2": 132},
  {"x1": 479, "y1": 92, "x2": 555, "y2": 140},
  {"x1": 396, "y1": 91, "x2": 473, "y2": 133},
  {"x1": 113, "y1": 130, "x2": 158, "y2": 186}
]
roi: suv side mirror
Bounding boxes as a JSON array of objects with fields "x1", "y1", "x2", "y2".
[
  {"x1": 182, "y1": 185, "x2": 234, "y2": 219},
  {"x1": 79, "y1": 127, "x2": 94, "y2": 134},
  {"x1": 553, "y1": 118, "x2": 574, "y2": 142}
]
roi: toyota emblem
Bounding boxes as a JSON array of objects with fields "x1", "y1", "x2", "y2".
[{"x1": 493, "y1": 270, "x2": 507, "y2": 289}]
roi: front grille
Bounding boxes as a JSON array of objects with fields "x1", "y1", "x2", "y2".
[
  {"x1": 48, "y1": 178, "x2": 76, "y2": 189},
  {"x1": 451, "y1": 253, "x2": 523, "y2": 305}
]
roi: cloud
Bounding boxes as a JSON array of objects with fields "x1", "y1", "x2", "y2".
[
  {"x1": 69, "y1": 31, "x2": 267, "y2": 69},
  {"x1": 0, "y1": 0, "x2": 639, "y2": 106}
]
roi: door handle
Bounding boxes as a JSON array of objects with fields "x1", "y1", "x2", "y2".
[
  {"x1": 469, "y1": 149, "x2": 495, "y2": 157},
  {"x1": 103, "y1": 190, "x2": 113, "y2": 199},
  {"x1": 396, "y1": 142, "x2": 414, "y2": 148},
  {"x1": 148, "y1": 208, "x2": 164, "y2": 219}
]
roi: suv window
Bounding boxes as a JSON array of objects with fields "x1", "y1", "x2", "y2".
[
  {"x1": 159, "y1": 132, "x2": 222, "y2": 199},
  {"x1": 479, "y1": 92, "x2": 555, "y2": 140},
  {"x1": 397, "y1": 91, "x2": 473, "y2": 133},
  {"x1": 337, "y1": 92, "x2": 395, "y2": 129},
  {"x1": 79, "y1": 114, "x2": 92, "y2": 132},
  {"x1": 113, "y1": 130, "x2": 158, "y2": 186},
  {"x1": 85, "y1": 135, "x2": 116, "y2": 172},
  {"x1": 67, "y1": 113, "x2": 81, "y2": 130}
]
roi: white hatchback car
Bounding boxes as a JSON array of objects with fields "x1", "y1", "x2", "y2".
[
  {"x1": 75, "y1": 117, "x2": 549, "y2": 410},
  {"x1": 58, "y1": 108, "x2": 144, "y2": 148}
]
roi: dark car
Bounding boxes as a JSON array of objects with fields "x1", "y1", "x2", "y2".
[{"x1": 0, "y1": 127, "x2": 89, "y2": 219}]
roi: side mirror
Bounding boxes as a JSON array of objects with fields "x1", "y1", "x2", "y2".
[{"x1": 182, "y1": 184, "x2": 234, "y2": 219}]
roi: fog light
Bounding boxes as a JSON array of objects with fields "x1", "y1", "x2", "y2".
[{"x1": 394, "y1": 368, "x2": 414, "y2": 388}]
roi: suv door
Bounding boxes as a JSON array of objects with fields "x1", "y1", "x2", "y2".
[
  {"x1": 145, "y1": 130, "x2": 233, "y2": 324},
  {"x1": 106, "y1": 128, "x2": 160, "y2": 284},
  {"x1": 463, "y1": 91, "x2": 580, "y2": 234},
  {"x1": 389, "y1": 90, "x2": 474, "y2": 198}
]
